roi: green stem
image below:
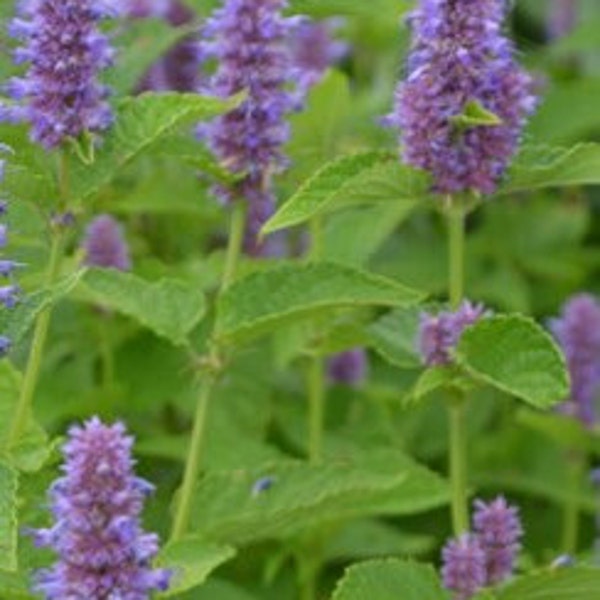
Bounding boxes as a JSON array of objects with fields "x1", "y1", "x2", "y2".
[
  {"x1": 98, "y1": 318, "x2": 115, "y2": 391},
  {"x1": 562, "y1": 452, "x2": 585, "y2": 554},
  {"x1": 449, "y1": 398, "x2": 469, "y2": 535},
  {"x1": 170, "y1": 373, "x2": 216, "y2": 541},
  {"x1": 221, "y1": 201, "x2": 247, "y2": 292},
  {"x1": 170, "y1": 200, "x2": 247, "y2": 542},
  {"x1": 6, "y1": 152, "x2": 71, "y2": 451},
  {"x1": 446, "y1": 198, "x2": 469, "y2": 535},
  {"x1": 6, "y1": 230, "x2": 64, "y2": 450},
  {"x1": 447, "y1": 201, "x2": 465, "y2": 310},
  {"x1": 307, "y1": 354, "x2": 325, "y2": 465}
]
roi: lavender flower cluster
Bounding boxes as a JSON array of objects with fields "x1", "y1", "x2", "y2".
[
  {"x1": 418, "y1": 301, "x2": 487, "y2": 367},
  {"x1": 0, "y1": 147, "x2": 21, "y2": 358},
  {"x1": 200, "y1": 0, "x2": 302, "y2": 254},
  {"x1": 389, "y1": 0, "x2": 537, "y2": 195},
  {"x1": 442, "y1": 497, "x2": 523, "y2": 599},
  {"x1": 83, "y1": 214, "x2": 132, "y2": 271},
  {"x1": 2, "y1": 0, "x2": 115, "y2": 149},
  {"x1": 327, "y1": 348, "x2": 368, "y2": 387},
  {"x1": 30, "y1": 417, "x2": 171, "y2": 599},
  {"x1": 550, "y1": 294, "x2": 600, "y2": 427}
]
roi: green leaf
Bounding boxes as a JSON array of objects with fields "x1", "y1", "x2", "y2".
[
  {"x1": 325, "y1": 519, "x2": 435, "y2": 562},
  {"x1": 500, "y1": 143, "x2": 600, "y2": 195},
  {"x1": 215, "y1": 262, "x2": 424, "y2": 343},
  {"x1": 288, "y1": 0, "x2": 412, "y2": 19},
  {"x1": 331, "y1": 559, "x2": 449, "y2": 600},
  {"x1": 0, "y1": 362, "x2": 51, "y2": 472},
  {"x1": 188, "y1": 460, "x2": 406, "y2": 544},
  {"x1": 157, "y1": 539, "x2": 236, "y2": 597},
  {"x1": 78, "y1": 269, "x2": 206, "y2": 346},
  {"x1": 0, "y1": 270, "x2": 85, "y2": 347},
  {"x1": 261, "y1": 152, "x2": 427, "y2": 234},
  {"x1": 323, "y1": 203, "x2": 417, "y2": 267},
  {"x1": 188, "y1": 448, "x2": 447, "y2": 544},
  {"x1": 0, "y1": 462, "x2": 18, "y2": 572},
  {"x1": 68, "y1": 92, "x2": 242, "y2": 202},
  {"x1": 450, "y1": 100, "x2": 502, "y2": 128},
  {"x1": 496, "y1": 568, "x2": 600, "y2": 600},
  {"x1": 367, "y1": 308, "x2": 421, "y2": 369},
  {"x1": 409, "y1": 367, "x2": 474, "y2": 405},
  {"x1": 516, "y1": 409, "x2": 600, "y2": 457},
  {"x1": 455, "y1": 315, "x2": 569, "y2": 409}
]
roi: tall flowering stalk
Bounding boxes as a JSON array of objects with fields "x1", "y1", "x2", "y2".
[
  {"x1": 200, "y1": 0, "x2": 302, "y2": 255},
  {"x1": 3, "y1": 0, "x2": 115, "y2": 149},
  {"x1": 3, "y1": 0, "x2": 117, "y2": 450},
  {"x1": 389, "y1": 0, "x2": 537, "y2": 537},
  {"x1": 442, "y1": 497, "x2": 523, "y2": 599},
  {"x1": 549, "y1": 294, "x2": 600, "y2": 553},
  {"x1": 30, "y1": 418, "x2": 171, "y2": 598}
]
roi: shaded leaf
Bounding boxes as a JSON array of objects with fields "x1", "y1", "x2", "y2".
[
  {"x1": 0, "y1": 462, "x2": 18, "y2": 572},
  {"x1": 78, "y1": 269, "x2": 206, "y2": 346}
]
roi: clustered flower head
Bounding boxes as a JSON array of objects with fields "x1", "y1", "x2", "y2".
[
  {"x1": 2, "y1": 0, "x2": 115, "y2": 149},
  {"x1": 30, "y1": 417, "x2": 171, "y2": 599},
  {"x1": 0, "y1": 146, "x2": 22, "y2": 359},
  {"x1": 290, "y1": 19, "x2": 348, "y2": 93},
  {"x1": 83, "y1": 214, "x2": 132, "y2": 271},
  {"x1": 418, "y1": 300, "x2": 487, "y2": 367},
  {"x1": 547, "y1": 0, "x2": 578, "y2": 40},
  {"x1": 389, "y1": 0, "x2": 537, "y2": 195},
  {"x1": 200, "y1": 0, "x2": 305, "y2": 254},
  {"x1": 550, "y1": 293, "x2": 600, "y2": 427},
  {"x1": 132, "y1": 0, "x2": 201, "y2": 94},
  {"x1": 442, "y1": 496, "x2": 523, "y2": 599},
  {"x1": 327, "y1": 348, "x2": 368, "y2": 387}
]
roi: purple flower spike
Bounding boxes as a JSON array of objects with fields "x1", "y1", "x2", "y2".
[
  {"x1": 327, "y1": 348, "x2": 368, "y2": 387},
  {"x1": 30, "y1": 417, "x2": 171, "y2": 599},
  {"x1": 291, "y1": 19, "x2": 348, "y2": 93},
  {"x1": 2, "y1": 0, "x2": 115, "y2": 149},
  {"x1": 442, "y1": 534, "x2": 487, "y2": 600},
  {"x1": 83, "y1": 214, "x2": 132, "y2": 271},
  {"x1": 418, "y1": 301, "x2": 487, "y2": 367},
  {"x1": 0, "y1": 336, "x2": 11, "y2": 358},
  {"x1": 473, "y1": 496, "x2": 523, "y2": 585},
  {"x1": 0, "y1": 224, "x2": 7, "y2": 248},
  {"x1": 201, "y1": 0, "x2": 306, "y2": 253},
  {"x1": 135, "y1": 1, "x2": 201, "y2": 94},
  {"x1": 388, "y1": 0, "x2": 537, "y2": 195},
  {"x1": 550, "y1": 294, "x2": 600, "y2": 427},
  {"x1": 548, "y1": 0, "x2": 578, "y2": 40}
]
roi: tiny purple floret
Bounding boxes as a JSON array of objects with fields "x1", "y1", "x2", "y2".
[
  {"x1": 418, "y1": 301, "x2": 487, "y2": 367},
  {"x1": 327, "y1": 348, "x2": 368, "y2": 387}
]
